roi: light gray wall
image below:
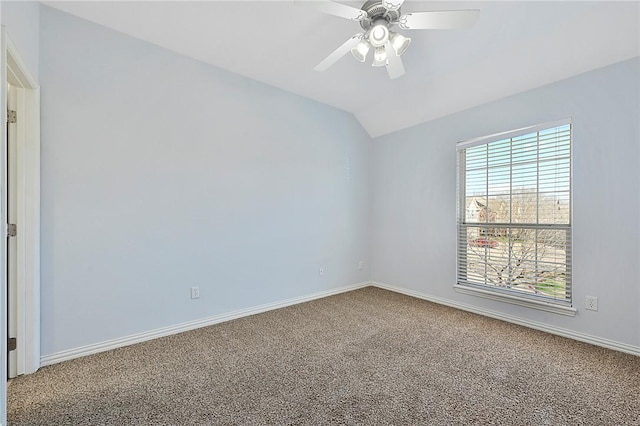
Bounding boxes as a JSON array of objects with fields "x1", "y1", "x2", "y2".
[
  {"x1": 34, "y1": 3, "x2": 640, "y2": 358},
  {"x1": 371, "y1": 57, "x2": 640, "y2": 348},
  {"x1": 1, "y1": 0, "x2": 39, "y2": 82},
  {"x1": 39, "y1": 6, "x2": 371, "y2": 356}
]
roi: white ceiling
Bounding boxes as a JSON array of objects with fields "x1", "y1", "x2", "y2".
[{"x1": 43, "y1": 1, "x2": 640, "y2": 137}]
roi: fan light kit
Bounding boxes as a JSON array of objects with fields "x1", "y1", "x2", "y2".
[{"x1": 297, "y1": 0, "x2": 480, "y2": 79}]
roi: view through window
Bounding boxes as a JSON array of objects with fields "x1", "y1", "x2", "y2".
[{"x1": 457, "y1": 121, "x2": 572, "y2": 305}]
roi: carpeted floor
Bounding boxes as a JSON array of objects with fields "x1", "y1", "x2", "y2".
[{"x1": 8, "y1": 287, "x2": 640, "y2": 425}]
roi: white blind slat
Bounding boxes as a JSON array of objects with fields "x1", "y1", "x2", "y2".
[{"x1": 457, "y1": 121, "x2": 572, "y2": 305}]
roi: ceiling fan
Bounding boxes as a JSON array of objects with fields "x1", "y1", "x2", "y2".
[{"x1": 297, "y1": 0, "x2": 480, "y2": 79}]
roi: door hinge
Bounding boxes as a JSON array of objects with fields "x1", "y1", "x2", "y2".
[
  {"x1": 7, "y1": 223, "x2": 17, "y2": 237},
  {"x1": 7, "y1": 109, "x2": 16, "y2": 124},
  {"x1": 7, "y1": 337, "x2": 16, "y2": 352}
]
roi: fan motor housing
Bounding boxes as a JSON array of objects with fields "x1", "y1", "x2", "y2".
[{"x1": 359, "y1": 0, "x2": 401, "y2": 30}]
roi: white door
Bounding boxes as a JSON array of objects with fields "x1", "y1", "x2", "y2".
[{"x1": 6, "y1": 83, "x2": 17, "y2": 379}]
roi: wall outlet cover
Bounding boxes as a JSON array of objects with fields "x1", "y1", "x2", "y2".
[{"x1": 191, "y1": 286, "x2": 200, "y2": 299}]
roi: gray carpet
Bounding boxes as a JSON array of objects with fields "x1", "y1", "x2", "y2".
[{"x1": 8, "y1": 287, "x2": 640, "y2": 425}]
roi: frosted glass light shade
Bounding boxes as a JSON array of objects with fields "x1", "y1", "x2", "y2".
[
  {"x1": 368, "y1": 24, "x2": 390, "y2": 47},
  {"x1": 372, "y1": 47, "x2": 387, "y2": 67},
  {"x1": 351, "y1": 40, "x2": 371, "y2": 62},
  {"x1": 390, "y1": 32, "x2": 411, "y2": 56}
]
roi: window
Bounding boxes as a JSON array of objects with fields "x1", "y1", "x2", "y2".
[{"x1": 456, "y1": 120, "x2": 572, "y2": 309}]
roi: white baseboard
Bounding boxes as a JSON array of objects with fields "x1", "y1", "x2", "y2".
[
  {"x1": 40, "y1": 279, "x2": 639, "y2": 367},
  {"x1": 40, "y1": 282, "x2": 370, "y2": 367},
  {"x1": 371, "y1": 281, "x2": 640, "y2": 357}
]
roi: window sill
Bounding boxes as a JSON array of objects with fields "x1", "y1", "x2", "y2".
[{"x1": 453, "y1": 284, "x2": 577, "y2": 317}]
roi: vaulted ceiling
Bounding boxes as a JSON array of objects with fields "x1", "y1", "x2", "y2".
[{"x1": 44, "y1": 1, "x2": 640, "y2": 137}]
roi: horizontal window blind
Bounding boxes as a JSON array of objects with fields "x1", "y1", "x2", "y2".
[{"x1": 457, "y1": 121, "x2": 572, "y2": 305}]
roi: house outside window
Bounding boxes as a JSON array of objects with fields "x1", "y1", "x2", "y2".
[{"x1": 456, "y1": 120, "x2": 572, "y2": 309}]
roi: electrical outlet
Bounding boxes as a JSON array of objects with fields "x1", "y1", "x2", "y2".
[
  {"x1": 319, "y1": 267, "x2": 325, "y2": 277},
  {"x1": 585, "y1": 296, "x2": 598, "y2": 311},
  {"x1": 358, "y1": 260, "x2": 364, "y2": 270},
  {"x1": 191, "y1": 286, "x2": 200, "y2": 299}
]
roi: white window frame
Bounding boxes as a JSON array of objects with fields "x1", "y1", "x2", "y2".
[{"x1": 455, "y1": 119, "x2": 576, "y2": 316}]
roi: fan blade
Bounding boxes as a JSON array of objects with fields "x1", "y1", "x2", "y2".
[
  {"x1": 296, "y1": 0, "x2": 368, "y2": 21},
  {"x1": 382, "y1": 0, "x2": 405, "y2": 12},
  {"x1": 314, "y1": 34, "x2": 363, "y2": 72},
  {"x1": 384, "y1": 42, "x2": 405, "y2": 79},
  {"x1": 398, "y1": 10, "x2": 480, "y2": 30}
]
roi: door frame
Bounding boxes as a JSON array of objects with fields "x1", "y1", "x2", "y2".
[{"x1": 0, "y1": 24, "x2": 41, "y2": 421}]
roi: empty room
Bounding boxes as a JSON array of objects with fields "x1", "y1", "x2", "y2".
[{"x1": 1, "y1": 0, "x2": 639, "y2": 424}]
